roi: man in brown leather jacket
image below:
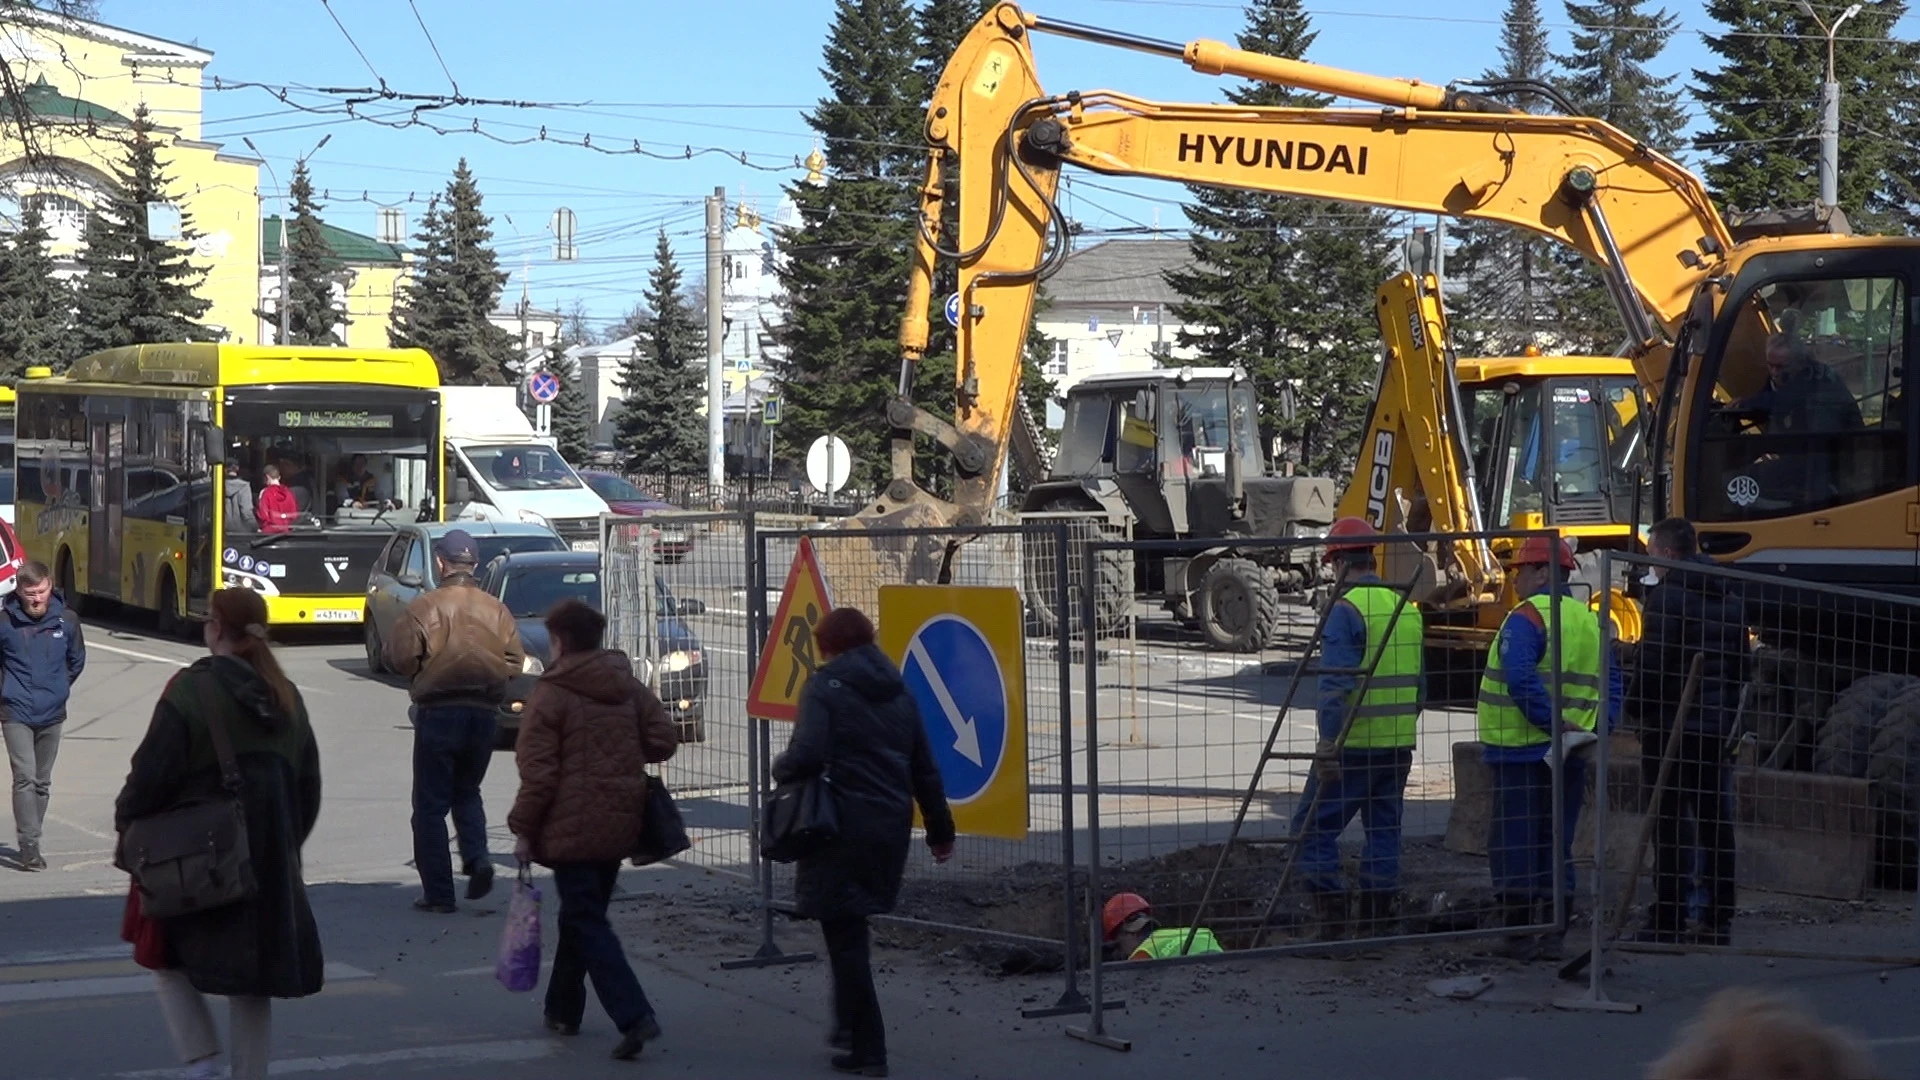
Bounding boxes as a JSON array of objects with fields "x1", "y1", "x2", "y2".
[
  {"x1": 509, "y1": 597, "x2": 678, "y2": 1060},
  {"x1": 385, "y1": 528, "x2": 525, "y2": 913}
]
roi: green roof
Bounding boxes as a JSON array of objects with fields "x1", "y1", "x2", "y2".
[
  {"x1": 4, "y1": 76, "x2": 130, "y2": 126},
  {"x1": 262, "y1": 216, "x2": 407, "y2": 267}
]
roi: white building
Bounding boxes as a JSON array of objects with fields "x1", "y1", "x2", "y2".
[
  {"x1": 569, "y1": 335, "x2": 640, "y2": 451},
  {"x1": 1034, "y1": 239, "x2": 1206, "y2": 424},
  {"x1": 488, "y1": 304, "x2": 563, "y2": 350}
]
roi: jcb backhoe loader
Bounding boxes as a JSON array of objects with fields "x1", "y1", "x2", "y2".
[{"x1": 865, "y1": 3, "x2": 1918, "y2": 664}]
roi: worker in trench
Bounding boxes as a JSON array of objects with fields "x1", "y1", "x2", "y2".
[
  {"x1": 1292, "y1": 517, "x2": 1426, "y2": 941},
  {"x1": 1100, "y1": 893, "x2": 1222, "y2": 961},
  {"x1": 1476, "y1": 535, "x2": 1623, "y2": 960}
]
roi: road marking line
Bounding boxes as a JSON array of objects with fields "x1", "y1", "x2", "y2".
[
  {"x1": 88, "y1": 641, "x2": 188, "y2": 667},
  {"x1": 45, "y1": 812, "x2": 114, "y2": 841},
  {"x1": 115, "y1": 1037, "x2": 559, "y2": 1077},
  {"x1": 0, "y1": 962, "x2": 372, "y2": 1004},
  {"x1": 0, "y1": 944, "x2": 128, "y2": 966}
]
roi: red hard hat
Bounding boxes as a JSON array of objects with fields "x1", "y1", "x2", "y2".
[
  {"x1": 1321, "y1": 516, "x2": 1379, "y2": 562},
  {"x1": 1511, "y1": 534, "x2": 1578, "y2": 571},
  {"x1": 1101, "y1": 892, "x2": 1152, "y2": 941}
]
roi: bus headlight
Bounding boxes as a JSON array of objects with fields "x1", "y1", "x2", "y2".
[
  {"x1": 523, "y1": 655, "x2": 545, "y2": 675},
  {"x1": 661, "y1": 649, "x2": 700, "y2": 673}
]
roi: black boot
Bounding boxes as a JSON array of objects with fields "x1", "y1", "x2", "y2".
[
  {"x1": 1311, "y1": 891, "x2": 1350, "y2": 942},
  {"x1": 1356, "y1": 891, "x2": 1397, "y2": 937},
  {"x1": 1496, "y1": 896, "x2": 1541, "y2": 961}
]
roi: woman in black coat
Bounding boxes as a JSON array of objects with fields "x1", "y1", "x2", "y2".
[
  {"x1": 772, "y1": 606, "x2": 954, "y2": 1078},
  {"x1": 115, "y1": 589, "x2": 323, "y2": 1080}
]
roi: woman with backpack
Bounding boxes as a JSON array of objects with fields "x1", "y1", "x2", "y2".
[{"x1": 115, "y1": 588, "x2": 323, "y2": 1080}]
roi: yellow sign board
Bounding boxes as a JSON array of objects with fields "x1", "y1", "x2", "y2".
[
  {"x1": 747, "y1": 536, "x2": 834, "y2": 722},
  {"x1": 877, "y1": 585, "x2": 1028, "y2": 841}
]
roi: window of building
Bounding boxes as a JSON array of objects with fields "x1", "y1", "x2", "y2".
[{"x1": 1045, "y1": 340, "x2": 1068, "y2": 377}]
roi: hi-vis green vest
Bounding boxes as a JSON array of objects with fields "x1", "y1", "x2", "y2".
[
  {"x1": 1477, "y1": 593, "x2": 1602, "y2": 748},
  {"x1": 1338, "y1": 585, "x2": 1425, "y2": 749},
  {"x1": 1129, "y1": 927, "x2": 1225, "y2": 961}
]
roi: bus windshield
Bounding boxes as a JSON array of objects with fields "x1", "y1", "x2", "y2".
[{"x1": 224, "y1": 391, "x2": 438, "y2": 532}]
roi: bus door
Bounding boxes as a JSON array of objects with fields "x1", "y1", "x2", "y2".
[
  {"x1": 89, "y1": 413, "x2": 124, "y2": 599},
  {"x1": 186, "y1": 405, "x2": 216, "y2": 618}
]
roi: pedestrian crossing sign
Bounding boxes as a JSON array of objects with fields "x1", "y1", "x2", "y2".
[{"x1": 747, "y1": 536, "x2": 834, "y2": 722}]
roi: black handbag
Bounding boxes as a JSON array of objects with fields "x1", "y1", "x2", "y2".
[
  {"x1": 630, "y1": 774, "x2": 691, "y2": 867},
  {"x1": 119, "y1": 675, "x2": 258, "y2": 919},
  {"x1": 760, "y1": 770, "x2": 839, "y2": 864}
]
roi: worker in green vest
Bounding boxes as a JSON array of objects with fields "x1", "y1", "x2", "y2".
[
  {"x1": 1478, "y1": 534, "x2": 1622, "y2": 959},
  {"x1": 1293, "y1": 517, "x2": 1425, "y2": 940},
  {"x1": 1101, "y1": 893, "x2": 1223, "y2": 962}
]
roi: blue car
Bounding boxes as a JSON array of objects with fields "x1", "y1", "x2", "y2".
[{"x1": 478, "y1": 550, "x2": 708, "y2": 748}]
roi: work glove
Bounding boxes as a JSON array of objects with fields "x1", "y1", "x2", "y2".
[{"x1": 1314, "y1": 739, "x2": 1341, "y2": 785}]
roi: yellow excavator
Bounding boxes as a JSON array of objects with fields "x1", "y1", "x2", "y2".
[
  {"x1": 862, "y1": 3, "x2": 1916, "y2": 664},
  {"x1": 1347, "y1": 272, "x2": 1647, "y2": 627}
]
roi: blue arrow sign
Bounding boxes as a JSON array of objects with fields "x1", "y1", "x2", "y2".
[
  {"x1": 944, "y1": 292, "x2": 962, "y2": 329},
  {"x1": 528, "y1": 370, "x2": 561, "y2": 403},
  {"x1": 899, "y1": 614, "x2": 1007, "y2": 804}
]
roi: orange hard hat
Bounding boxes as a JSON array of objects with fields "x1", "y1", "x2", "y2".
[
  {"x1": 1510, "y1": 534, "x2": 1578, "y2": 571},
  {"x1": 1321, "y1": 516, "x2": 1379, "y2": 562},
  {"x1": 1101, "y1": 892, "x2": 1152, "y2": 941}
]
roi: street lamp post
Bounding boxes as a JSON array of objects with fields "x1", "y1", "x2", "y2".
[
  {"x1": 1800, "y1": 1, "x2": 1862, "y2": 211},
  {"x1": 243, "y1": 133, "x2": 331, "y2": 345}
]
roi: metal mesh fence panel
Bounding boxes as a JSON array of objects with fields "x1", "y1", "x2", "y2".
[
  {"x1": 1583, "y1": 548, "x2": 1920, "y2": 975},
  {"x1": 1078, "y1": 530, "x2": 1589, "y2": 973}
]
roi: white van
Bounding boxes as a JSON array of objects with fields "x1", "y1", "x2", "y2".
[{"x1": 439, "y1": 386, "x2": 609, "y2": 550}]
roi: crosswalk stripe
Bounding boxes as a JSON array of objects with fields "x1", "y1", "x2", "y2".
[
  {"x1": 0, "y1": 962, "x2": 374, "y2": 1004},
  {"x1": 113, "y1": 1038, "x2": 559, "y2": 1078}
]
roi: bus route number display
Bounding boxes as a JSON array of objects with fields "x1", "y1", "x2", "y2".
[{"x1": 278, "y1": 410, "x2": 395, "y2": 430}]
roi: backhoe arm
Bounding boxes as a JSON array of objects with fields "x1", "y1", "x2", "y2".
[{"x1": 880, "y1": 1, "x2": 1732, "y2": 530}]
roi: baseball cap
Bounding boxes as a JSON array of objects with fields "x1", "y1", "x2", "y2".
[{"x1": 433, "y1": 529, "x2": 479, "y2": 564}]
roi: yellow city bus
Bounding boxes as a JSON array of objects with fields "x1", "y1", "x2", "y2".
[{"x1": 16, "y1": 344, "x2": 445, "y2": 628}]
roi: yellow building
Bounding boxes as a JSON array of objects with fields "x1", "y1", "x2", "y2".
[
  {"x1": 0, "y1": 7, "x2": 262, "y2": 344},
  {"x1": 260, "y1": 216, "x2": 408, "y2": 351}
]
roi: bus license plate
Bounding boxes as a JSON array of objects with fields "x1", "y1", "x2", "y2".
[{"x1": 313, "y1": 609, "x2": 360, "y2": 623}]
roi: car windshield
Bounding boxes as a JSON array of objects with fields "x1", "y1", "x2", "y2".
[
  {"x1": 500, "y1": 565, "x2": 603, "y2": 617},
  {"x1": 474, "y1": 534, "x2": 569, "y2": 566},
  {"x1": 463, "y1": 443, "x2": 582, "y2": 491},
  {"x1": 587, "y1": 473, "x2": 653, "y2": 502}
]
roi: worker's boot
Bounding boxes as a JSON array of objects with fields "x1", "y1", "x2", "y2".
[
  {"x1": 1311, "y1": 891, "x2": 1350, "y2": 943},
  {"x1": 1356, "y1": 891, "x2": 1397, "y2": 938},
  {"x1": 1495, "y1": 895, "x2": 1541, "y2": 961}
]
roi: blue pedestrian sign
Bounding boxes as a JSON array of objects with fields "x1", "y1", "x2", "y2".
[
  {"x1": 944, "y1": 292, "x2": 962, "y2": 329},
  {"x1": 527, "y1": 369, "x2": 561, "y2": 404},
  {"x1": 900, "y1": 615, "x2": 1007, "y2": 803}
]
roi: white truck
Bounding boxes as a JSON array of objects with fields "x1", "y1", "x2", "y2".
[{"x1": 439, "y1": 385, "x2": 609, "y2": 550}]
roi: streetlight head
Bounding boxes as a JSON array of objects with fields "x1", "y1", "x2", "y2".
[
  {"x1": 1798, "y1": 0, "x2": 1815, "y2": 15},
  {"x1": 242, "y1": 136, "x2": 260, "y2": 154},
  {"x1": 312, "y1": 133, "x2": 332, "y2": 154},
  {"x1": 1842, "y1": 2, "x2": 1863, "y2": 20}
]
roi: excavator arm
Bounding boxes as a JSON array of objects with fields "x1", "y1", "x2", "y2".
[{"x1": 877, "y1": 1, "x2": 1733, "y2": 530}]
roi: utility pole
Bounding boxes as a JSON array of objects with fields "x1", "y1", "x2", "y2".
[
  {"x1": 1802, "y1": 1, "x2": 1862, "y2": 211},
  {"x1": 243, "y1": 133, "x2": 329, "y2": 345},
  {"x1": 705, "y1": 187, "x2": 726, "y2": 507}
]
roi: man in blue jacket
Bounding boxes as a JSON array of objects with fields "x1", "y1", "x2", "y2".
[{"x1": 2, "y1": 561, "x2": 86, "y2": 871}]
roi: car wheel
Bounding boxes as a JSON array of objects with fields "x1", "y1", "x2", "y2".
[{"x1": 364, "y1": 613, "x2": 387, "y2": 674}]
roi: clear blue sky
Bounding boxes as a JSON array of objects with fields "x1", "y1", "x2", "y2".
[{"x1": 96, "y1": 0, "x2": 1895, "y2": 329}]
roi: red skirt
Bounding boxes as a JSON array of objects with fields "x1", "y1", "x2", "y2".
[{"x1": 120, "y1": 881, "x2": 167, "y2": 970}]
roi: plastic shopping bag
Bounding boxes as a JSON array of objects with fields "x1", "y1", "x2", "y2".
[{"x1": 495, "y1": 866, "x2": 542, "y2": 993}]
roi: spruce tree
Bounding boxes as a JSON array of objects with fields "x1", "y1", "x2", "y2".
[
  {"x1": 616, "y1": 231, "x2": 706, "y2": 478},
  {"x1": 1556, "y1": 0, "x2": 1686, "y2": 151},
  {"x1": 0, "y1": 203, "x2": 73, "y2": 376},
  {"x1": 774, "y1": 0, "x2": 924, "y2": 492},
  {"x1": 1694, "y1": 0, "x2": 1920, "y2": 230},
  {"x1": 389, "y1": 159, "x2": 519, "y2": 384},
  {"x1": 256, "y1": 161, "x2": 346, "y2": 346},
  {"x1": 70, "y1": 106, "x2": 213, "y2": 354},
  {"x1": 1445, "y1": 0, "x2": 1568, "y2": 356},
  {"x1": 544, "y1": 343, "x2": 593, "y2": 464},
  {"x1": 1164, "y1": 0, "x2": 1398, "y2": 476}
]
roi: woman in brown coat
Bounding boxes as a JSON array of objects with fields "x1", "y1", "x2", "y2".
[{"x1": 508, "y1": 598, "x2": 678, "y2": 1061}]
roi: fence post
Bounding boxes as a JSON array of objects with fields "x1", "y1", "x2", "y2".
[
  {"x1": 723, "y1": 516, "x2": 816, "y2": 970},
  {"x1": 1066, "y1": 537, "x2": 1130, "y2": 1052}
]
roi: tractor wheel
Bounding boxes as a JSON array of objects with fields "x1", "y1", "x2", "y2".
[
  {"x1": 1024, "y1": 508, "x2": 1131, "y2": 639},
  {"x1": 1195, "y1": 558, "x2": 1279, "y2": 653},
  {"x1": 1866, "y1": 691, "x2": 1920, "y2": 888},
  {"x1": 1814, "y1": 674, "x2": 1920, "y2": 778}
]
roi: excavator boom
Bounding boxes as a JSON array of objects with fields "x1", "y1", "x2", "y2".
[{"x1": 884, "y1": 2, "x2": 1733, "y2": 528}]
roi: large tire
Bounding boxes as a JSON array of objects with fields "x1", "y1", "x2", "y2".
[
  {"x1": 1866, "y1": 690, "x2": 1920, "y2": 887},
  {"x1": 1024, "y1": 511, "x2": 1131, "y2": 639},
  {"x1": 1195, "y1": 558, "x2": 1279, "y2": 653},
  {"x1": 1814, "y1": 674, "x2": 1920, "y2": 778}
]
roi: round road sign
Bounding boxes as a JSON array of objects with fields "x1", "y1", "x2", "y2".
[
  {"x1": 944, "y1": 292, "x2": 962, "y2": 329},
  {"x1": 527, "y1": 369, "x2": 561, "y2": 403},
  {"x1": 806, "y1": 434, "x2": 851, "y2": 495},
  {"x1": 900, "y1": 614, "x2": 1008, "y2": 804}
]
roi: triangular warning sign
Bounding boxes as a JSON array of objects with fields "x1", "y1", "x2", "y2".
[{"x1": 747, "y1": 535, "x2": 835, "y2": 722}]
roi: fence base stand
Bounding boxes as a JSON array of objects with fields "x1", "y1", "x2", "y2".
[
  {"x1": 1552, "y1": 987, "x2": 1641, "y2": 1014},
  {"x1": 719, "y1": 942, "x2": 817, "y2": 970},
  {"x1": 1021, "y1": 989, "x2": 1127, "y2": 1019},
  {"x1": 1065, "y1": 1025, "x2": 1132, "y2": 1052}
]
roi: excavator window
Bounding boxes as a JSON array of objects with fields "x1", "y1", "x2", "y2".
[{"x1": 1694, "y1": 274, "x2": 1909, "y2": 521}]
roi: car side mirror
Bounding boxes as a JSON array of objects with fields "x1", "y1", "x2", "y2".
[
  {"x1": 677, "y1": 598, "x2": 706, "y2": 616},
  {"x1": 452, "y1": 477, "x2": 473, "y2": 504},
  {"x1": 397, "y1": 571, "x2": 423, "y2": 588},
  {"x1": 199, "y1": 423, "x2": 224, "y2": 467}
]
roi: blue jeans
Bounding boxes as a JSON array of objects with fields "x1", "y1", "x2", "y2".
[
  {"x1": 546, "y1": 862, "x2": 653, "y2": 1032},
  {"x1": 1487, "y1": 756, "x2": 1588, "y2": 901},
  {"x1": 1291, "y1": 748, "x2": 1413, "y2": 894},
  {"x1": 411, "y1": 704, "x2": 496, "y2": 907}
]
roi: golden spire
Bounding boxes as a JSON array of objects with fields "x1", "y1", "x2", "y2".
[
  {"x1": 803, "y1": 145, "x2": 826, "y2": 186},
  {"x1": 736, "y1": 202, "x2": 762, "y2": 231}
]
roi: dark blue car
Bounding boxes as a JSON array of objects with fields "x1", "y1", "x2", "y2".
[{"x1": 478, "y1": 550, "x2": 709, "y2": 748}]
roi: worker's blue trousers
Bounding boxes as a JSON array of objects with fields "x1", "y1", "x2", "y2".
[
  {"x1": 1291, "y1": 748, "x2": 1414, "y2": 895},
  {"x1": 1486, "y1": 756, "x2": 1587, "y2": 900}
]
